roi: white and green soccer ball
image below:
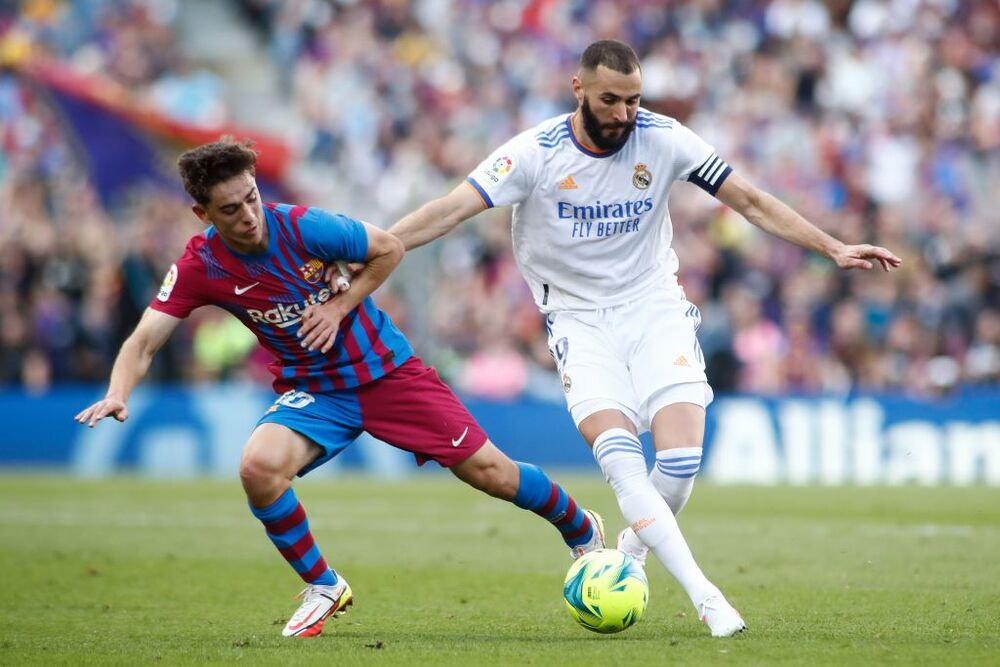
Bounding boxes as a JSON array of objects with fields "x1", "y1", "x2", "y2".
[{"x1": 563, "y1": 548, "x2": 649, "y2": 634}]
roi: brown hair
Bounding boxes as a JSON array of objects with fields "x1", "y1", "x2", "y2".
[
  {"x1": 580, "y1": 40, "x2": 641, "y2": 75},
  {"x1": 177, "y1": 137, "x2": 258, "y2": 205}
]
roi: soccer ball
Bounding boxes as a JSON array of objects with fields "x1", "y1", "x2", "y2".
[{"x1": 563, "y1": 548, "x2": 649, "y2": 634}]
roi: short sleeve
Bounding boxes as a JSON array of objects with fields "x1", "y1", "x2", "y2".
[
  {"x1": 148, "y1": 259, "x2": 203, "y2": 319},
  {"x1": 673, "y1": 122, "x2": 732, "y2": 196},
  {"x1": 296, "y1": 208, "x2": 369, "y2": 262},
  {"x1": 465, "y1": 134, "x2": 538, "y2": 209}
]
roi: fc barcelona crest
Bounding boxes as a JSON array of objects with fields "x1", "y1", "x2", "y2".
[
  {"x1": 299, "y1": 258, "x2": 324, "y2": 284},
  {"x1": 632, "y1": 163, "x2": 652, "y2": 189}
]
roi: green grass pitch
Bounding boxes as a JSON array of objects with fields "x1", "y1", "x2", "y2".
[{"x1": 1, "y1": 475, "x2": 998, "y2": 665}]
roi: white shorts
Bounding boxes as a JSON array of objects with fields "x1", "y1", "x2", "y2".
[{"x1": 545, "y1": 285, "x2": 714, "y2": 433}]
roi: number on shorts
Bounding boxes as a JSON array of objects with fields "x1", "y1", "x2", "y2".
[
  {"x1": 551, "y1": 336, "x2": 569, "y2": 374},
  {"x1": 275, "y1": 390, "x2": 316, "y2": 409}
]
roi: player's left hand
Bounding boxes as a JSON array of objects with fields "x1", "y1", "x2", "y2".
[
  {"x1": 831, "y1": 244, "x2": 902, "y2": 272},
  {"x1": 324, "y1": 262, "x2": 365, "y2": 294},
  {"x1": 297, "y1": 301, "x2": 347, "y2": 353}
]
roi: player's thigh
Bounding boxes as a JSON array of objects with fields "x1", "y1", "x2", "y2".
[
  {"x1": 357, "y1": 357, "x2": 489, "y2": 468},
  {"x1": 546, "y1": 310, "x2": 640, "y2": 429},
  {"x1": 626, "y1": 293, "x2": 713, "y2": 425},
  {"x1": 253, "y1": 389, "x2": 363, "y2": 477},
  {"x1": 242, "y1": 422, "x2": 323, "y2": 479}
]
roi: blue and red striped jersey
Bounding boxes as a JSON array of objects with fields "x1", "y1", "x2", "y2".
[{"x1": 149, "y1": 203, "x2": 413, "y2": 392}]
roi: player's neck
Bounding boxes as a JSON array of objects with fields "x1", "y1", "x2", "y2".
[{"x1": 570, "y1": 110, "x2": 605, "y2": 154}]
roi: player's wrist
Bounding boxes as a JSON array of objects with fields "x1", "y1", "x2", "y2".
[
  {"x1": 319, "y1": 297, "x2": 352, "y2": 320},
  {"x1": 104, "y1": 390, "x2": 127, "y2": 404},
  {"x1": 823, "y1": 239, "x2": 847, "y2": 261}
]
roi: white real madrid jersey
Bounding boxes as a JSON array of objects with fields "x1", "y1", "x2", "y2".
[{"x1": 466, "y1": 108, "x2": 731, "y2": 311}]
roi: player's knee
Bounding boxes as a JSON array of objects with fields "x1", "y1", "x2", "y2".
[{"x1": 239, "y1": 451, "x2": 283, "y2": 493}]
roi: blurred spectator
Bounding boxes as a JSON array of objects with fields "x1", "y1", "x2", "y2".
[{"x1": 0, "y1": 0, "x2": 997, "y2": 400}]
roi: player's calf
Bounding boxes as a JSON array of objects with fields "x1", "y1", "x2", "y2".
[
  {"x1": 451, "y1": 442, "x2": 602, "y2": 557},
  {"x1": 650, "y1": 446, "x2": 702, "y2": 515},
  {"x1": 511, "y1": 462, "x2": 603, "y2": 557}
]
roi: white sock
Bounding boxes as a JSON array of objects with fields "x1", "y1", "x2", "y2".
[
  {"x1": 651, "y1": 447, "x2": 702, "y2": 515},
  {"x1": 593, "y1": 429, "x2": 717, "y2": 606},
  {"x1": 618, "y1": 447, "x2": 704, "y2": 560}
]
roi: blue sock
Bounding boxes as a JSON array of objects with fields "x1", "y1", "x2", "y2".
[
  {"x1": 512, "y1": 462, "x2": 593, "y2": 548},
  {"x1": 249, "y1": 488, "x2": 336, "y2": 586}
]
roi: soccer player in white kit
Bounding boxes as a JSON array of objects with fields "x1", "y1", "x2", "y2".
[{"x1": 389, "y1": 40, "x2": 901, "y2": 637}]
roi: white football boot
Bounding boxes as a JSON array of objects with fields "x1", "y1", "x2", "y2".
[
  {"x1": 282, "y1": 574, "x2": 353, "y2": 637},
  {"x1": 615, "y1": 527, "x2": 648, "y2": 567},
  {"x1": 570, "y1": 510, "x2": 606, "y2": 559},
  {"x1": 697, "y1": 593, "x2": 746, "y2": 637}
]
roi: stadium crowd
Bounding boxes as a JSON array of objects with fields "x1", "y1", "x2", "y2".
[{"x1": 1, "y1": 0, "x2": 997, "y2": 399}]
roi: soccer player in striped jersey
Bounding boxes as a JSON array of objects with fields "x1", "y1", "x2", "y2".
[
  {"x1": 74, "y1": 139, "x2": 605, "y2": 638},
  {"x1": 389, "y1": 40, "x2": 901, "y2": 637}
]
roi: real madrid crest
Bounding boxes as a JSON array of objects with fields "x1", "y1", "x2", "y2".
[
  {"x1": 632, "y1": 163, "x2": 652, "y2": 189},
  {"x1": 562, "y1": 373, "x2": 572, "y2": 393}
]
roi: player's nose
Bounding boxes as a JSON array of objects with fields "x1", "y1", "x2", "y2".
[
  {"x1": 240, "y1": 202, "x2": 256, "y2": 222},
  {"x1": 610, "y1": 102, "x2": 628, "y2": 124}
]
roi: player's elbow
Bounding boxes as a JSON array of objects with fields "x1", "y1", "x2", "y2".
[
  {"x1": 385, "y1": 232, "x2": 405, "y2": 267},
  {"x1": 375, "y1": 234, "x2": 406, "y2": 271}
]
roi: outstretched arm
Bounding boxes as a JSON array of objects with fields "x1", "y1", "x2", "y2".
[
  {"x1": 715, "y1": 172, "x2": 902, "y2": 271},
  {"x1": 75, "y1": 308, "x2": 182, "y2": 427},
  {"x1": 388, "y1": 181, "x2": 487, "y2": 251}
]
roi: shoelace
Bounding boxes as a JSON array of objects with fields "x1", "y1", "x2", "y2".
[{"x1": 288, "y1": 586, "x2": 325, "y2": 623}]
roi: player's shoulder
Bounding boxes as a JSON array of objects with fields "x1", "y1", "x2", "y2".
[
  {"x1": 172, "y1": 228, "x2": 223, "y2": 279},
  {"x1": 529, "y1": 113, "x2": 574, "y2": 151},
  {"x1": 268, "y1": 202, "x2": 354, "y2": 225},
  {"x1": 177, "y1": 227, "x2": 213, "y2": 262},
  {"x1": 265, "y1": 201, "x2": 311, "y2": 223},
  {"x1": 634, "y1": 107, "x2": 678, "y2": 134}
]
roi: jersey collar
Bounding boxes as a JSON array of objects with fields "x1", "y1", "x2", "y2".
[{"x1": 566, "y1": 114, "x2": 627, "y2": 159}]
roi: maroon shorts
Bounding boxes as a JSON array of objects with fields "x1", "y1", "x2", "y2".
[{"x1": 357, "y1": 356, "x2": 488, "y2": 467}]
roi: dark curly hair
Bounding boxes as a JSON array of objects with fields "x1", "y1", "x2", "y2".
[{"x1": 177, "y1": 137, "x2": 258, "y2": 205}]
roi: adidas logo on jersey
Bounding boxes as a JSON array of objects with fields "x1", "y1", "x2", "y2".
[
  {"x1": 674, "y1": 355, "x2": 691, "y2": 367},
  {"x1": 558, "y1": 175, "x2": 578, "y2": 190}
]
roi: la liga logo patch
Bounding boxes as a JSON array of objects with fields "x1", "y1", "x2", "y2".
[
  {"x1": 492, "y1": 156, "x2": 514, "y2": 176},
  {"x1": 156, "y1": 264, "x2": 178, "y2": 302}
]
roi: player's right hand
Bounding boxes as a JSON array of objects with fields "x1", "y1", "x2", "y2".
[{"x1": 75, "y1": 397, "x2": 129, "y2": 428}]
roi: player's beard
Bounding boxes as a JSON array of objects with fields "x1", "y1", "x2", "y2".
[{"x1": 580, "y1": 97, "x2": 636, "y2": 151}]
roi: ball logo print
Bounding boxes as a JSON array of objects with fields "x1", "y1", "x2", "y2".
[{"x1": 563, "y1": 549, "x2": 649, "y2": 634}]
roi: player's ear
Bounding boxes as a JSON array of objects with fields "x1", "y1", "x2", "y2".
[
  {"x1": 572, "y1": 75, "x2": 584, "y2": 105},
  {"x1": 191, "y1": 204, "x2": 209, "y2": 225}
]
